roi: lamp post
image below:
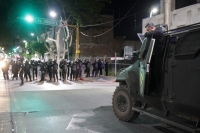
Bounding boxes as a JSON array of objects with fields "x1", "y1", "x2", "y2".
[
  {"x1": 25, "y1": 15, "x2": 34, "y2": 23},
  {"x1": 31, "y1": 33, "x2": 34, "y2": 36},
  {"x1": 150, "y1": 8, "x2": 158, "y2": 17}
]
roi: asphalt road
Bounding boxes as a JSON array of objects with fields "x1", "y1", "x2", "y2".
[{"x1": 0, "y1": 72, "x2": 190, "y2": 133}]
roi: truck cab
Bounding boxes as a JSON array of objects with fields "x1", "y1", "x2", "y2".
[{"x1": 112, "y1": 23, "x2": 200, "y2": 129}]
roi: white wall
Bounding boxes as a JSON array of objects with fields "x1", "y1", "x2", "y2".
[{"x1": 142, "y1": 4, "x2": 200, "y2": 34}]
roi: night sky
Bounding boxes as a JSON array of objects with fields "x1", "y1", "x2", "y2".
[{"x1": 0, "y1": 0, "x2": 198, "y2": 41}]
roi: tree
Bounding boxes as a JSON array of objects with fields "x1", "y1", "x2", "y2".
[
  {"x1": 23, "y1": 41, "x2": 47, "y2": 60},
  {"x1": 28, "y1": 0, "x2": 110, "y2": 59}
]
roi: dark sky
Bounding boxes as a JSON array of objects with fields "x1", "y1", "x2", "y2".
[
  {"x1": 113, "y1": 0, "x2": 197, "y2": 40},
  {"x1": 0, "y1": 0, "x2": 198, "y2": 41}
]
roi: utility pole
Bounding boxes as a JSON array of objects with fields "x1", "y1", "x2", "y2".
[
  {"x1": 163, "y1": 0, "x2": 172, "y2": 28},
  {"x1": 66, "y1": 24, "x2": 80, "y2": 61}
]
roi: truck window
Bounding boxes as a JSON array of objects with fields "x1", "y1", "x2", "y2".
[{"x1": 175, "y1": 30, "x2": 200, "y2": 59}]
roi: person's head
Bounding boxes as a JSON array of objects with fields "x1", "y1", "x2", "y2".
[{"x1": 145, "y1": 23, "x2": 155, "y2": 32}]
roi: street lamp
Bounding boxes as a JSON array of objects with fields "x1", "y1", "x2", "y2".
[
  {"x1": 150, "y1": 8, "x2": 158, "y2": 17},
  {"x1": 23, "y1": 40, "x2": 27, "y2": 43},
  {"x1": 25, "y1": 15, "x2": 34, "y2": 23},
  {"x1": 31, "y1": 33, "x2": 34, "y2": 36},
  {"x1": 49, "y1": 11, "x2": 57, "y2": 18}
]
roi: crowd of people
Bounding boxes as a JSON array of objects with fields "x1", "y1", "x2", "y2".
[{"x1": 1, "y1": 58, "x2": 109, "y2": 86}]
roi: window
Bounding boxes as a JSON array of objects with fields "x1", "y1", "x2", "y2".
[{"x1": 175, "y1": 30, "x2": 200, "y2": 59}]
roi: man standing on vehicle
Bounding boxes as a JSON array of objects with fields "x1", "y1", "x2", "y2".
[{"x1": 144, "y1": 23, "x2": 165, "y2": 92}]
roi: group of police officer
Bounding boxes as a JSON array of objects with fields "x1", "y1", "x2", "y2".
[{"x1": 1, "y1": 58, "x2": 109, "y2": 86}]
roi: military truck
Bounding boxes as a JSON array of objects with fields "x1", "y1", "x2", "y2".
[{"x1": 112, "y1": 23, "x2": 200, "y2": 132}]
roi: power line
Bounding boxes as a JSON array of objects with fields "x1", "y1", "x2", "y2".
[
  {"x1": 80, "y1": 8, "x2": 150, "y2": 28},
  {"x1": 80, "y1": 0, "x2": 140, "y2": 38}
]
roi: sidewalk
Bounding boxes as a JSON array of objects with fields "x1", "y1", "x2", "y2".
[
  {"x1": 0, "y1": 72, "x2": 13, "y2": 133},
  {"x1": 81, "y1": 76, "x2": 116, "y2": 82}
]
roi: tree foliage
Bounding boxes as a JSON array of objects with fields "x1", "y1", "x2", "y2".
[{"x1": 25, "y1": 41, "x2": 47, "y2": 58}]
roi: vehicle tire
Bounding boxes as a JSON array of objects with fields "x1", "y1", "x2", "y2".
[{"x1": 112, "y1": 85, "x2": 141, "y2": 122}]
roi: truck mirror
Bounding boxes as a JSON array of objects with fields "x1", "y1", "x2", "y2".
[{"x1": 169, "y1": 36, "x2": 179, "y2": 44}]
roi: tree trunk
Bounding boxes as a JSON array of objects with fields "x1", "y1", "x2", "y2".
[{"x1": 56, "y1": 27, "x2": 61, "y2": 64}]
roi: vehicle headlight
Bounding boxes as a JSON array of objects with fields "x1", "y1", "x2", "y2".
[{"x1": 0, "y1": 62, "x2": 5, "y2": 68}]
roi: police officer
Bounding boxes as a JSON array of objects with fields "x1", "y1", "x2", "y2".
[
  {"x1": 78, "y1": 59, "x2": 83, "y2": 78},
  {"x1": 18, "y1": 60, "x2": 24, "y2": 86},
  {"x1": 59, "y1": 60, "x2": 63, "y2": 80},
  {"x1": 39, "y1": 62, "x2": 46, "y2": 82},
  {"x1": 31, "y1": 60, "x2": 35, "y2": 80},
  {"x1": 24, "y1": 60, "x2": 32, "y2": 82},
  {"x1": 53, "y1": 60, "x2": 58, "y2": 82},
  {"x1": 48, "y1": 60, "x2": 53, "y2": 82},
  {"x1": 12, "y1": 61, "x2": 18, "y2": 80},
  {"x1": 86, "y1": 60, "x2": 91, "y2": 77},
  {"x1": 62, "y1": 60, "x2": 67, "y2": 81},
  {"x1": 98, "y1": 59, "x2": 102, "y2": 76},
  {"x1": 69, "y1": 61, "x2": 73, "y2": 81},
  {"x1": 105, "y1": 60, "x2": 109, "y2": 76},
  {"x1": 67, "y1": 60, "x2": 70, "y2": 80},
  {"x1": 75, "y1": 61, "x2": 79, "y2": 80}
]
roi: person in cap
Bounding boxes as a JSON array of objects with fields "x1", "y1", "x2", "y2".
[{"x1": 144, "y1": 23, "x2": 165, "y2": 93}]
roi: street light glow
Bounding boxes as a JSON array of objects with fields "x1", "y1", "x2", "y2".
[
  {"x1": 31, "y1": 33, "x2": 34, "y2": 36},
  {"x1": 23, "y1": 40, "x2": 27, "y2": 43},
  {"x1": 25, "y1": 15, "x2": 34, "y2": 23},
  {"x1": 50, "y1": 11, "x2": 57, "y2": 17},
  {"x1": 152, "y1": 8, "x2": 158, "y2": 14},
  {"x1": 150, "y1": 8, "x2": 158, "y2": 17}
]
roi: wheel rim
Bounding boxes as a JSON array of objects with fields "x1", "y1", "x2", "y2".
[{"x1": 116, "y1": 94, "x2": 128, "y2": 112}]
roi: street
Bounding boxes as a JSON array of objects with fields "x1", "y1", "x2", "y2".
[{"x1": 0, "y1": 72, "x2": 189, "y2": 133}]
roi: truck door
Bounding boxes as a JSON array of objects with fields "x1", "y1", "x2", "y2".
[
  {"x1": 171, "y1": 30, "x2": 200, "y2": 107},
  {"x1": 139, "y1": 38, "x2": 155, "y2": 97}
]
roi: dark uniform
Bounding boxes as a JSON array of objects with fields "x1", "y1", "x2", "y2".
[
  {"x1": 67, "y1": 61, "x2": 70, "y2": 80},
  {"x1": 59, "y1": 61, "x2": 63, "y2": 80},
  {"x1": 24, "y1": 61, "x2": 32, "y2": 81},
  {"x1": 40, "y1": 62, "x2": 46, "y2": 82},
  {"x1": 86, "y1": 60, "x2": 91, "y2": 77},
  {"x1": 19, "y1": 61, "x2": 24, "y2": 85},
  {"x1": 105, "y1": 60, "x2": 109, "y2": 76},
  {"x1": 70, "y1": 61, "x2": 76, "y2": 81},
  {"x1": 53, "y1": 60, "x2": 58, "y2": 82},
  {"x1": 98, "y1": 59, "x2": 102, "y2": 76},
  {"x1": 62, "y1": 61, "x2": 67, "y2": 81},
  {"x1": 78, "y1": 60, "x2": 82, "y2": 78},
  {"x1": 144, "y1": 23, "x2": 165, "y2": 90},
  {"x1": 12, "y1": 61, "x2": 18, "y2": 80},
  {"x1": 48, "y1": 61, "x2": 53, "y2": 82}
]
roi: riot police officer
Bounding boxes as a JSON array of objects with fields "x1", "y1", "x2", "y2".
[
  {"x1": 48, "y1": 60, "x2": 53, "y2": 82},
  {"x1": 59, "y1": 60, "x2": 63, "y2": 80},
  {"x1": 12, "y1": 61, "x2": 18, "y2": 80},
  {"x1": 24, "y1": 60, "x2": 32, "y2": 82},
  {"x1": 86, "y1": 60, "x2": 91, "y2": 77},
  {"x1": 39, "y1": 62, "x2": 46, "y2": 82},
  {"x1": 62, "y1": 60, "x2": 68, "y2": 81},
  {"x1": 78, "y1": 59, "x2": 83, "y2": 78},
  {"x1": 53, "y1": 60, "x2": 58, "y2": 82},
  {"x1": 18, "y1": 60, "x2": 24, "y2": 86}
]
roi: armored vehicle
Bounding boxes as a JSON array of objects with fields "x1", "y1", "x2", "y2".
[{"x1": 112, "y1": 23, "x2": 200, "y2": 132}]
